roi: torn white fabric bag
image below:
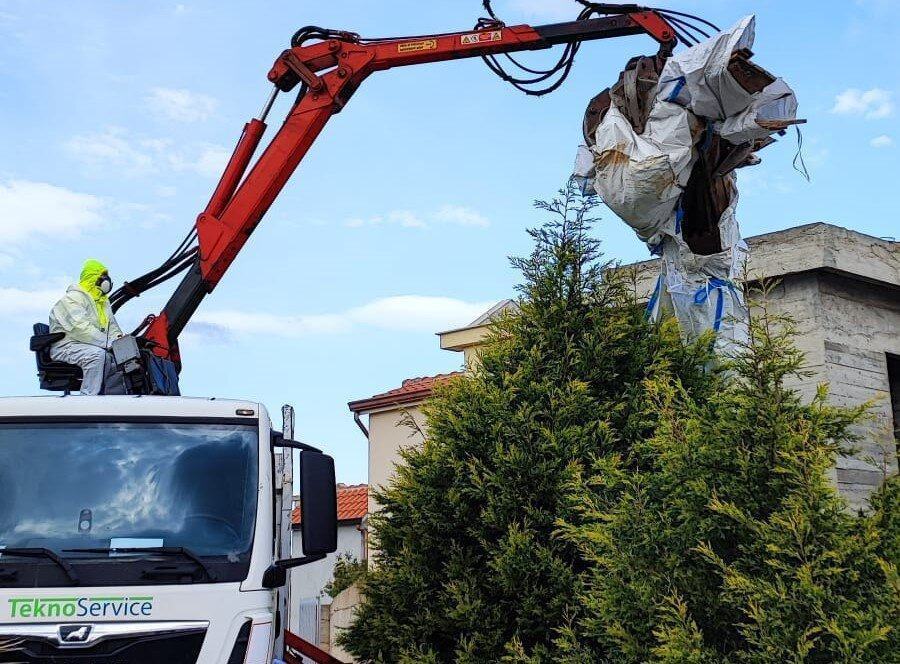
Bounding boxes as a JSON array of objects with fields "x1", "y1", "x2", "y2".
[
  {"x1": 657, "y1": 15, "x2": 757, "y2": 120},
  {"x1": 661, "y1": 182, "x2": 748, "y2": 289},
  {"x1": 717, "y1": 78, "x2": 799, "y2": 145},
  {"x1": 669, "y1": 283, "x2": 749, "y2": 355},
  {"x1": 581, "y1": 14, "x2": 798, "y2": 354},
  {"x1": 572, "y1": 145, "x2": 597, "y2": 195},
  {"x1": 590, "y1": 103, "x2": 698, "y2": 244}
]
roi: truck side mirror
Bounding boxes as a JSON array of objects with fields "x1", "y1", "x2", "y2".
[
  {"x1": 264, "y1": 435, "x2": 338, "y2": 589},
  {"x1": 299, "y1": 450, "x2": 338, "y2": 556}
]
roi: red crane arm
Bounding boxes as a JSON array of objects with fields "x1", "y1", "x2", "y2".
[{"x1": 143, "y1": 10, "x2": 676, "y2": 363}]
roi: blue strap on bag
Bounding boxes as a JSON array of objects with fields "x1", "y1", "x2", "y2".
[{"x1": 693, "y1": 278, "x2": 739, "y2": 332}]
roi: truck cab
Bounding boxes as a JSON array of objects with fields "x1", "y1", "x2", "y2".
[{"x1": 0, "y1": 395, "x2": 336, "y2": 663}]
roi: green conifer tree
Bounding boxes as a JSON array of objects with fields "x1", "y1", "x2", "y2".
[
  {"x1": 340, "y1": 183, "x2": 899, "y2": 663},
  {"x1": 341, "y1": 183, "x2": 712, "y2": 662},
  {"x1": 561, "y1": 298, "x2": 900, "y2": 663}
]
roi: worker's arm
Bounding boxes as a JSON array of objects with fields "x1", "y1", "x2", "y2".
[
  {"x1": 106, "y1": 305, "x2": 124, "y2": 340},
  {"x1": 51, "y1": 294, "x2": 111, "y2": 348}
]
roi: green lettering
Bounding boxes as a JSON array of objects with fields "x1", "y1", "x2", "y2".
[{"x1": 8, "y1": 599, "x2": 24, "y2": 618}]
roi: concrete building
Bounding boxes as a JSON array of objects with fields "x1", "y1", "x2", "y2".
[{"x1": 350, "y1": 223, "x2": 899, "y2": 516}]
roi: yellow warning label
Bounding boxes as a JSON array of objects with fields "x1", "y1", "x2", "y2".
[
  {"x1": 398, "y1": 39, "x2": 438, "y2": 53},
  {"x1": 461, "y1": 30, "x2": 502, "y2": 45}
]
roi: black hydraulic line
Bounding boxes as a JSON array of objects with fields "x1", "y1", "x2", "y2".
[
  {"x1": 111, "y1": 248, "x2": 198, "y2": 312},
  {"x1": 665, "y1": 21, "x2": 698, "y2": 47},
  {"x1": 482, "y1": 0, "x2": 502, "y2": 23},
  {"x1": 487, "y1": 45, "x2": 578, "y2": 85},
  {"x1": 664, "y1": 14, "x2": 710, "y2": 39},
  {"x1": 663, "y1": 15, "x2": 712, "y2": 45},
  {"x1": 132, "y1": 254, "x2": 197, "y2": 292},
  {"x1": 482, "y1": 49, "x2": 578, "y2": 95},
  {"x1": 501, "y1": 46, "x2": 576, "y2": 76},
  {"x1": 652, "y1": 7, "x2": 720, "y2": 33},
  {"x1": 164, "y1": 228, "x2": 198, "y2": 264}
]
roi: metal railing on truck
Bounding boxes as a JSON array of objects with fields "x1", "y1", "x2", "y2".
[{"x1": 284, "y1": 629, "x2": 347, "y2": 664}]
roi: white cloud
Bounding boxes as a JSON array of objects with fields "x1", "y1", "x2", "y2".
[
  {"x1": 870, "y1": 134, "x2": 893, "y2": 148},
  {"x1": 147, "y1": 87, "x2": 218, "y2": 123},
  {"x1": 0, "y1": 283, "x2": 68, "y2": 319},
  {"x1": 170, "y1": 144, "x2": 230, "y2": 178},
  {"x1": 831, "y1": 88, "x2": 894, "y2": 119},
  {"x1": 192, "y1": 310, "x2": 349, "y2": 338},
  {"x1": 345, "y1": 206, "x2": 489, "y2": 229},
  {"x1": 192, "y1": 295, "x2": 495, "y2": 341},
  {"x1": 0, "y1": 180, "x2": 105, "y2": 244},
  {"x1": 345, "y1": 210, "x2": 426, "y2": 229},
  {"x1": 66, "y1": 127, "x2": 228, "y2": 179},
  {"x1": 507, "y1": 0, "x2": 577, "y2": 20},
  {"x1": 435, "y1": 205, "x2": 490, "y2": 227},
  {"x1": 349, "y1": 296, "x2": 493, "y2": 332},
  {"x1": 66, "y1": 127, "x2": 156, "y2": 176}
]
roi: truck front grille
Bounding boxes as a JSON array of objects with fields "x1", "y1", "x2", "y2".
[{"x1": 0, "y1": 621, "x2": 207, "y2": 663}]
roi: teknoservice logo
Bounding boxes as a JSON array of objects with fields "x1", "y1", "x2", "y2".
[{"x1": 8, "y1": 596, "x2": 154, "y2": 619}]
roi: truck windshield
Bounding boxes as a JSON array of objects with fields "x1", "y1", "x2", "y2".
[{"x1": 0, "y1": 422, "x2": 258, "y2": 563}]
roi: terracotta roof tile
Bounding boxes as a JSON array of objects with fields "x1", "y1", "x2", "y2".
[
  {"x1": 292, "y1": 483, "x2": 368, "y2": 527},
  {"x1": 348, "y1": 372, "x2": 464, "y2": 414}
]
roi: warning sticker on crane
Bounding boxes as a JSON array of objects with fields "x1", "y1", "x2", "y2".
[
  {"x1": 461, "y1": 30, "x2": 502, "y2": 45},
  {"x1": 398, "y1": 39, "x2": 438, "y2": 53}
]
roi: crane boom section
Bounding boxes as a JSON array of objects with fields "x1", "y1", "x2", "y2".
[{"x1": 144, "y1": 11, "x2": 676, "y2": 361}]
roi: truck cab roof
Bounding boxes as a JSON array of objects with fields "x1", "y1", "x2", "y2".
[{"x1": 0, "y1": 395, "x2": 267, "y2": 421}]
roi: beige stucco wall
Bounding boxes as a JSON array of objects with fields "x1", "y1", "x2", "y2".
[
  {"x1": 366, "y1": 406, "x2": 428, "y2": 517},
  {"x1": 439, "y1": 325, "x2": 491, "y2": 368}
]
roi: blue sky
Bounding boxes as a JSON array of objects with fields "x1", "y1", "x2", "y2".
[{"x1": 0, "y1": 0, "x2": 897, "y2": 484}]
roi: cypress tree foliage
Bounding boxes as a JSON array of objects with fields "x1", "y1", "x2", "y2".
[
  {"x1": 560, "y1": 298, "x2": 900, "y2": 663},
  {"x1": 341, "y1": 183, "x2": 713, "y2": 663}
]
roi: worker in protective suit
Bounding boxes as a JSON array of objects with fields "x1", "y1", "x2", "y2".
[{"x1": 49, "y1": 259, "x2": 126, "y2": 396}]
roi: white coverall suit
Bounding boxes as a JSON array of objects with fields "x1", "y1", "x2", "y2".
[{"x1": 49, "y1": 285, "x2": 125, "y2": 395}]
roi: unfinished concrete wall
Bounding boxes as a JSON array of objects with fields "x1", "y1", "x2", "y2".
[
  {"x1": 756, "y1": 273, "x2": 827, "y2": 402},
  {"x1": 818, "y1": 273, "x2": 900, "y2": 505},
  {"x1": 590, "y1": 224, "x2": 899, "y2": 508},
  {"x1": 328, "y1": 584, "x2": 363, "y2": 662},
  {"x1": 761, "y1": 271, "x2": 900, "y2": 507}
]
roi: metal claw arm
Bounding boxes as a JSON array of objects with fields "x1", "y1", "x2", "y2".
[{"x1": 143, "y1": 9, "x2": 677, "y2": 363}]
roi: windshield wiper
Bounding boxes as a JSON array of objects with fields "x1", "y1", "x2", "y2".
[
  {"x1": 0, "y1": 547, "x2": 80, "y2": 585},
  {"x1": 64, "y1": 546, "x2": 217, "y2": 581}
]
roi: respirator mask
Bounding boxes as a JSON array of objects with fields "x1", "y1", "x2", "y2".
[{"x1": 97, "y1": 275, "x2": 113, "y2": 295}]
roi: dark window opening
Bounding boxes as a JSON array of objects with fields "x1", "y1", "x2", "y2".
[{"x1": 888, "y1": 353, "x2": 900, "y2": 457}]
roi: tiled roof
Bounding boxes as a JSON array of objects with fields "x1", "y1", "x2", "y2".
[
  {"x1": 348, "y1": 372, "x2": 464, "y2": 414},
  {"x1": 292, "y1": 483, "x2": 368, "y2": 527}
]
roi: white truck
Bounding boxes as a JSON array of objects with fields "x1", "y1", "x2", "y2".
[{"x1": 0, "y1": 395, "x2": 337, "y2": 663}]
